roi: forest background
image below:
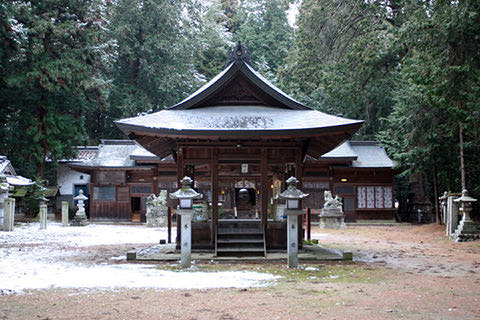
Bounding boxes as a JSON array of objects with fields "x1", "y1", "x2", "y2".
[{"x1": 1, "y1": 0, "x2": 479, "y2": 212}]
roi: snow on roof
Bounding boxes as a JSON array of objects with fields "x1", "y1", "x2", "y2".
[
  {"x1": 320, "y1": 141, "x2": 394, "y2": 168},
  {"x1": 73, "y1": 140, "x2": 164, "y2": 168},
  {"x1": 244, "y1": 63, "x2": 305, "y2": 107},
  {"x1": 130, "y1": 145, "x2": 161, "y2": 160},
  {"x1": 117, "y1": 106, "x2": 362, "y2": 134},
  {"x1": 0, "y1": 156, "x2": 16, "y2": 176},
  {"x1": 75, "y1": 140, "x2": 140, "y2": 168},
  {"x1": 56, "y1": 146, "x2": 99, "y2": 163},
  {"x1": 350, "y1": 141, "x2": 394, "y2": 168},
  {"x1": 321, "y1": 141, "x2": 358, "y2": 159},
  {"x1": 6, "y1": 175, "x2": 34, "y2": 186},
  {"x1": 170, "y1": 62, "x2": 235, "y2": 109}
]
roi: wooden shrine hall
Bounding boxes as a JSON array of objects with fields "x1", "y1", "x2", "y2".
[{"x1": 116, "y1": 44, "x2": 364, "y2": 255}]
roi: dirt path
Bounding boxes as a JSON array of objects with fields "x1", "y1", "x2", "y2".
[{"x1": 2, "y1": 224, "x2": 480, "y2": 320}]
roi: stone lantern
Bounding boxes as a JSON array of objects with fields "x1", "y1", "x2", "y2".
[
  {"x1": 169, "y1": 176, "x2": 202, "y2": 268},
  {"x1": 71, "y1": 189, "x2": 89, "y2": 226},
  {"x1": 453, "y1": 189, "x2": 479, "y2": 242},
  {"x1": 278, "y1": 176, "x2": 309, "y2": 268}
]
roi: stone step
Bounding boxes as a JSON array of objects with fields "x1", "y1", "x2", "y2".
[{"x1": 217, "y1": 238, "x2": 264, "y2": 244}]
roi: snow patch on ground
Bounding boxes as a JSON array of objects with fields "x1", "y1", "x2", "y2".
[{"x1": 0, "y1": 223, "x2": 278, "y2": 294}]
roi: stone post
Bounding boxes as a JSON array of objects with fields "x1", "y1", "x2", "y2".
[
  {"x1": 0, "y1": 176, "x2": 10, "y2": 230},
  {"x1": 61, "y1": 201, "x2": 69, "y2": 227},
  {"x1": 169, "y1": 176, "x2": 202, "y2": 268},
  {"x1": 285, "y1": 209, "x2": 303, "y2": 268},
  {"x1": 278, "y1": 177, "x2": 309, "y2": 268},
  {"x1": 177, "y1": 209, "x2": 194, "y2": 268},
  {"x1": 446, "y1": 196, "x2": 459, "y2": 237},
  {"x1": 4, "y1": 198, "x2": 15, "y2": 232},
  {"x1": 39, "y1": 201, "x2": 48, "y2": 230},
  {"x1": 71, "y1": 190, "x2": 88, "y2": 226}
]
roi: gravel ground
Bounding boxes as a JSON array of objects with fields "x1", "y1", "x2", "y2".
[{"x1": 1, "y1": 222, "x2": 480, "y2": 320}]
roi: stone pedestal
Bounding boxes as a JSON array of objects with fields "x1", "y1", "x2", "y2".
[
  {"x1": 453, "y1": 218, "x2": 480, "y2": 242},
  {"x1": 177, "y1": 209, "x2": 194, "y2": 268},
  {"x1": 319, "y1": 208, "x2": 345, "y2": 229},
  {"x1": 285, "y1": 209, "x2": 303, "y2": 268},
  {"x1": 39, "y1": 204, "x2": 47, "y2": 230},
  {"x1": 146, "y1": 191, "x2": 168, "y2": 227},
  {"x1": 61, "y1": 201, "x2": 69, "y2": 227}
]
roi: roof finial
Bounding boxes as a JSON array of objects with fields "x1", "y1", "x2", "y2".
[{"x1": 226, "y1": 41, "x2": 252, "y2": 67}]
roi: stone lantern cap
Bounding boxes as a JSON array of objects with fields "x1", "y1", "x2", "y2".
[
  {"x1": 169, "y1": 176, "x2": 202, "y2": 200},
  {"x1": 454, "y1": 189, "x2": 477, "y2": 204},
  {"x1": 73, "y1": 189, "x2": 88, "y2": 201},
  {"x1": 278, "y1": 176, "x2": 309, "y2": 200}
]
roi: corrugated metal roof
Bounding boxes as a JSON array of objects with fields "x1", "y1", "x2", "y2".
[{"x1": 349, "y1": 141, "x2": 394, "y2": 168}]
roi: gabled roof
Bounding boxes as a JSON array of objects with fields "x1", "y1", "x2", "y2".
[
  {"x1": 0, "y1": 156, "x2": 16, "y2": 176},
  {"x1": 115, "y1": 44, "x2": 364, "y2": 159},
  {"x1": 71, "y1": 140, "x2": 160, "y2": 170},
  {"x1": 319, "y1": 141, "x2": 394, "y2": 168},
  {"x1": 170, "y1": 54, "x2": 309, "y2": 110},
  {"x1": 350, "y1": 141, "x2": 394, "y2": 168}
]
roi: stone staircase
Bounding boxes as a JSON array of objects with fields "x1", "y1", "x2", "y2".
[{"x1": 215, "y1": 219, "x2": 266, "y2": 257}]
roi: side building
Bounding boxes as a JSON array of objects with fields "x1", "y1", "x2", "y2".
[{"x1": 59, "y1": 140, "x2": 395, "y2": 223}]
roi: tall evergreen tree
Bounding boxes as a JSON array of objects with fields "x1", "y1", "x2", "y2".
[
  {"x1": 233, "y1": 0, "x2": 294, "y2": 80},
  {"x1": 107, "y1": 0, "x2": 201, "y2": 124},
  {"x1": 0, "y1": 0, "x2": 111, "y2": 178}
]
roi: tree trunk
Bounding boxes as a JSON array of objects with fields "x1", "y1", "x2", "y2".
[
  {"x1": 459, "y1": 124, "x2": 466, "y2": 190},
  {"x1": 432, "y1": 164, "x2": 440, "y2": 224}
]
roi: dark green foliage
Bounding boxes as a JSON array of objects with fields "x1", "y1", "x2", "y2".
[
  {"x1": 23, "y1": 179, "x2": 47, "y2": 217},
  {"x1": 0, "y1": 0, "x2": 110, "y2": 178},
  {"x1": 234, "y1": 0, "x2": 294, "y2": 79}
]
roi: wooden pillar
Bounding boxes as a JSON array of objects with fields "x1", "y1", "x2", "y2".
[
  {"x1": 296, "y1": 147, "x2": 304, "y2": 247},
  {"x1": 89, "y1": 171, "x2": 95, "y2": 221},
  {"x1": 306, "y1": 207, "x2": 311, "y2": 241},
  {"x1": 152, "y1": 165, "x2": 159, "y2": 195},
  {"x1": 261, "y1": 149, "x2": 268, "y2": 233},
  {"x1": 211, "y1": 148, "x2": 218, "y2": 246},
  {"x1": 176, "y1": 145, "x2": 184, "y2": 247}
]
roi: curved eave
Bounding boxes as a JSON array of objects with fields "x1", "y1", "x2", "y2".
[
  {"x1": 116, "y1": 120, "x2": 364, "y2": 139},
  {"x1": 170, "y1": 61, "x2": 309, "y2": 110}
]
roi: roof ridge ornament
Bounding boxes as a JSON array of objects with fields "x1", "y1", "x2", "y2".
[{"x1": 226, "y1": 41, "x2": 253, "y2": 67}]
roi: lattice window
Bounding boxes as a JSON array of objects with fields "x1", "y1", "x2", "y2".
[{"x1": 357, "y1": 186, "x2": 393, "y2": 209}]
